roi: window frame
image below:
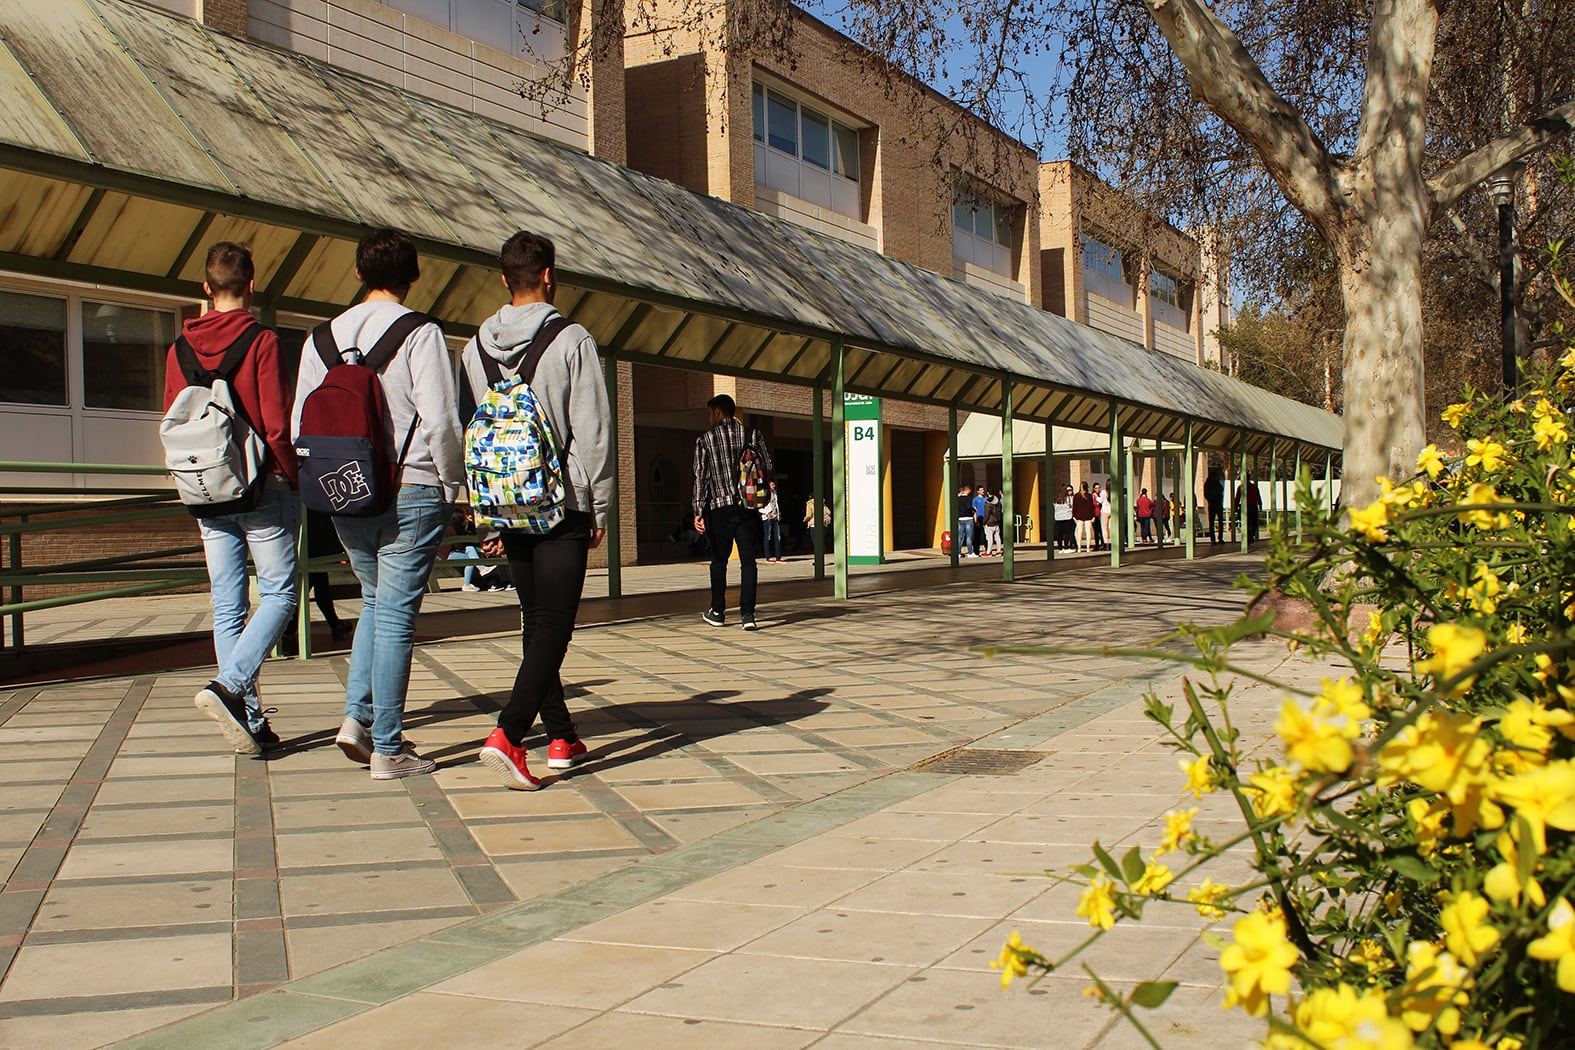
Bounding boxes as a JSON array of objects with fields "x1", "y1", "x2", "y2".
[
  {"x1": 952, "y1": 183, "x2": 1016, "y2": 280},
  {"x1": 752, "y1": 79, "x2": 862, "y2": 187}
]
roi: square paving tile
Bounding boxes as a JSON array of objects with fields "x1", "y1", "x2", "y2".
[
  {"x1": 276, "y1": 828, "x2": 443, "y2": 869},
  {"x1": 0, "y1": 932, "x2": 231, "y2": 1001},
  {"x1": 275, "y1": 992, "x2": 592, "y2": 1049},
  {"x1": 55, "y1": 837, "x2": 234, "y2": 879},
  {"x1": 272, "y1": 794, "x2": 425, "y2": 830},
  {"x1": 565, "y1": 898, "x2": 803, "y2": 951},
  {"x1": 279, "y1": 865, "x2": 472, "y2": 918},
  {"x1": 667, "y1": 864, "x2": 885, "y2": 909},
  {"x1": 286, "y1": 916, "x2": 467, "y2": 979},
  {"x1": 829, "y1": 869, "x2": 1048, "y2": 919},
  {"x1": 0, "y1": 1003, "x2": 210, "y2": 1050},
  {"x1": 622, "y1": 953, "x2": 918, "y2": 1028},
  {"x1": 430, "y1": 940, "x2": 714, "y2": 1010},
  {"x1": 32, "y1": 878, "x2": 231, "y2": 931},
  {"x1": 446, "y1": 790, "x2": 600, "y2": 820},
  {"x1": 470, "y1": 816, "x2": 640, "y2": 856},
  {"x1": 611, "y1": 782, "x2": 772, "y2": 812},
  {"x1": 741, "y1": 907, "x2": 995, "y2": 967},
  {"x1": 77, "y1": 804, "x2": 234, "y2": 839},
  {"x1": 535, "y1": 1011, "x2": 818, "y2": 1049}
]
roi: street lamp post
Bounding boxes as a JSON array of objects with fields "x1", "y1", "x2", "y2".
[{"x1": 1489, "y1": 169, "x2": 1518, "y2": 396}]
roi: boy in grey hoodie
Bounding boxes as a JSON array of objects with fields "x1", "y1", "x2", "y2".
[{"x1": 460, "y1": 231, "x2": 614, "y2": 790}]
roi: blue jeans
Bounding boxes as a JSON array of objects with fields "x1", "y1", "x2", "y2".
[
  {"x1": 956, "y1": 516, "x2": 974, "y2": 554},
  {"x1": 198, "y1": 481, "x2": 299, "y2": 731},
  {"x1": 762, "y1": 517, "x2": 782, "y2": 559},
  {"x1": 334, "y1": 486, "x2": 449, "y2": 755},
  {"x1": 448, "y1": 546, "x2": 482, "y2": 587}
]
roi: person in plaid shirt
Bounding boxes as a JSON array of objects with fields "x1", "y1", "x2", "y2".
[{"x1": 692, "y1": 394, "x2": 773, "y2": 631}]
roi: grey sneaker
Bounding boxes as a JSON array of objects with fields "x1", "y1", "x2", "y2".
[
  {"x1": 335, "y1": 716, "x2": 373, "y2": 765},
  {"x1": 702, "y1": 609, "x2": 725, "y2": 627},
  {"x1": 195, "y1": 681, "x2": 262, "y2": 755},
  {"x1": 741, "y1": 617, "x2": 758, "y2": 631},
  {"x1": 370, "y1": 742, "x2": 436, "y2": 780}
]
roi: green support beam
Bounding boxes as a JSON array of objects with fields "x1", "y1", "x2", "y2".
[
  {"x1": 1184, "y1": 420, "x2": 1196, "y2": 560},
  {"x1": 603, "y1": 353, "x2": 622, "y2": 599},
  {"x1": 1109, "y1": 404, "x2": 1123, "y2": 569},
  {"x1": 831, "y1": 341, "x2": 848, "y2": 600},
  {"x1": 947, "y1": 403, "x2": 959, "y2": 568},
  {"x1": 1294, "y1": 444, "x2": 1304, "y2": 543},
  {"x1": 1045, "y1": 420, "x2": 1055, "y2": 563},
  {"x1": 1240, "y1": 437, "x2": 1250, "y2": 553},
  {"x1": 1269, "y1": 438, "x2": 1279, "y2": 537},
  {"x1": 813, "y1": 382, "x2": 826, "y2": 580},
  {"x1": 1001, "y1": 379, "x2": 1015, "y2": 582}
]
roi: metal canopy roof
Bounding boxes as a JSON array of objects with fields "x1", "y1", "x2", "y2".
[{"x1": 0, "y1": 0, "x2": 1342, "y2": 460}]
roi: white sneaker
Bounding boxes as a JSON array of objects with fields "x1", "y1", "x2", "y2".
[
  {"x1": 462, "y1": 583, "x2": 480, "y2": 592},
  {"x1": 370, "y1": 742, "x2": 436, "y2": 780},
  {"x1": 335, "y1": 716, "x2": 373, "y2": 765}
]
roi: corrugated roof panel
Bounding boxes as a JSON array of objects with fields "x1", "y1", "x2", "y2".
[
  {"x1": 67, "y1": 193, "x2": 204, "y2": 274},
  {"x1": 0, "y1": 29, "x2": 88, "y2": 160},
  {"x1": 95, "y1": 4, "x2": 346, "y2": 216},
  {"x1": 174, "y1": 217, "x2": 303, "y2": 287},
  {"x1": 209, "y1": 38, "x2": 447, "y2": 238},
  {"x1": 431, "y1": 264, "x2": 508, "y2": 326},
  {"x1": 0, "y1": 173, "x2": 94, "y2": 257},
  {"x1": 0, "y1": 0, "x2": 226, "y2": 188},
  {"x1": 282, "y1": 236, "x2": 361, "y2": 306},
  {"x1": 666, "y1": 312, "x2": 735, "y2": 364}
]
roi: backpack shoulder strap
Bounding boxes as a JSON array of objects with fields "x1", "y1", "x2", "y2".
[
  {"x1": 514, "y1": 316, "x2": 573, "y2": 387},
  {"x1": 312, "y1": 321, "x2": 340, "y2": 371},
  {"x1": 364, "y1": 311, "x2": 437, "y2": 372},
  {"x1": 173, "y1": 336, "x2": 206, "y2": 387},
  {"x1": 211, "y1": 324, "x2": 263, "y2": 381},
  {"x1": 174, "y1": 324, "x2": 262, "y2": 386}
]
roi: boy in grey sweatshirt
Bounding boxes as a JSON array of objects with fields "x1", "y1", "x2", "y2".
[{"x1": 460, "y1": 231, "x2": 614, "y2": 790}]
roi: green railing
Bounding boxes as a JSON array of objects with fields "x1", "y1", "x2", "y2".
[{"x1": 0, "y1": 461, "x2": 503, "y2": 660}]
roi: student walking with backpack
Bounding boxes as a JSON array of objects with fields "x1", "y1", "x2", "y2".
[
  {"x1": 458, "y1": 232, "x2": 614, "y2": 790},
  {"x1": 292, "y1": 228, "x2": 464, "y2": 781},
  {"x1": 162, "y1": 242, "x2": 297, "y2": 755},
  {"x1": 693, "y1": 394, "x2": 773, "y2": 630}
]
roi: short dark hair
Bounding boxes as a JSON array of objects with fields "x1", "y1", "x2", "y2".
[
  {"x1": 356, "y1": 228, "x2": 420, "y2": 292},
  {"x1": 707, "y1": 393, "x2": 736, "y2": 417},
  {"x1": 500, "y1": 231, "x2": 554, "y2": 292},
  {"x1": 204, "y1": 242, "x2": 254, "y2": 297}
]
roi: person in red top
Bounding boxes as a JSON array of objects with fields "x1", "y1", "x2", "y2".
[
  {"x1": 1071, "y1": 482, "x2": 1097, "y2": 553},
  {"x1": 163, "y1": 242, "x2": 299, "y2": 756},
  {"x1": 1136, "y1": 488, "x2": 1155, "y2": 544}
]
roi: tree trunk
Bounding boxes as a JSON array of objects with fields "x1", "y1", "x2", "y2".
[{"x1": 1335, "y1": 218, "x2": 1428, "y2": 510}]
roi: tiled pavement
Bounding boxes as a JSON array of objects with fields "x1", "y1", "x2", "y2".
[{"x1": 0, "y1": 550, "x2": 1303, "y2": 1049}]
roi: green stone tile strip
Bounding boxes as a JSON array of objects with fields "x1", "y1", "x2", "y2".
[{"x1": 973, "y1": 660, "x2": 1178, "y2": 750}]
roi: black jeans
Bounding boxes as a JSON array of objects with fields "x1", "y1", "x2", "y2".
[
  {"x1": 498, "y1": 511, "x2": 591, "y2": 746},
  {"x1": 704, "y1": 504, "x2": 762, "y2": 618},
  {"x1": 1208, "y1": 501, "x2": 1224, "y2": 542}
]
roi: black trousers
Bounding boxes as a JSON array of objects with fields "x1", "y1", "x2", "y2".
[
  {"x1": 704, "y1": 505, "x2": 761, "y2": 617},
  {"x1": 1208, "y1": 501, "x2": 1225, "y2": 542},
  {"x1": 497, "y1": 511, "x2": 591, "y2": 746}
]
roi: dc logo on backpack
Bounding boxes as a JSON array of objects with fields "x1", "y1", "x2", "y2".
[
  {"x1": 317, "y1": 462, "x2": 372, "y2": 513},
  {"x1": 464, "y1": 317, "x2": 573, "y2": 534}
]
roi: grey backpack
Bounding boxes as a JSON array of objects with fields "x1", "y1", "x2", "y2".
[{"x1": 159, "y1": 325, "x2": 266, "y2": 518}]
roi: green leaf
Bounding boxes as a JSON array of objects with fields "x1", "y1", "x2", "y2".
[
  {"x1": 1121, "y1": 845, "x2": 1145, "y2": 885},
  {"x1": 1091, "y1": 842, "x2": 1122, "y2": 881},
  {"x1": 1201, "y1": 931, "x2": 1228, "y2": 951},
  {"x1": 1130, "y1": 981, "x2": 1179, "y2": 1009},
  {"x1": 1385, "y1": 854, "x2": 1440, "y2": 885},
  {"x1": 1073, "y1": 864, "x2": 1100, "y2": 880}
]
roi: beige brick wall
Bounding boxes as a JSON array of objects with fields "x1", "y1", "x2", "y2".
[{"x1": 201, "y1": 0, "x2": 248, "y2": 34}]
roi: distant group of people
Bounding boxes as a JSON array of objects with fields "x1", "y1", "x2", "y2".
[{"x1": 953, "y1": 483, "x2": 1007, "y2": 557}]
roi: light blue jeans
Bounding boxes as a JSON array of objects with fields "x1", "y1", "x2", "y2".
[
  {"x1": 334, "y1": 485, "x2": 449, "y2": 755},
  {"x1": 199, "y1": 480, "x2": 300, "y2": 732}
]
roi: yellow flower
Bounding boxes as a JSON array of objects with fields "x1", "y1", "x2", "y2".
[
  {"x1": 1379, "y1": 710, "x2": 1501, "y2": 836},
  {"x1": 1320, "y1": 677, "x2": 1372, "y2": 725},
  {"x1": 1378, "y1": 476, "x2": 1424, "y2": 508},
  {"x1": 1416, "y1": 444, "x2": 1447, "y2": 480},
  {"x1": 1439, "y1": 891, "x2": 1500, "y2": 966},
  {"x1": 1187, "y1": 876, "x2": 1231, "y2": 921},
  {"x1": 1493, "y1": 760, "x2": 1575, "y2": 854},
  {"x1": 1533, "y1": 411, "x2": 1568, "y2": 451},
  {"x1": 1349, "y1": 938, "x2": 1393, "y2": 974},
  {"x1": 1156, "y1": 807, "x2": 1197, "y2": 856},
  {"x1": 1413, "y1": 624, "x2": 1488, "y2": 695},
  {"x1": 1181, "y1": 753, "x2": 1216, "y2": 798},
  {"x1": 1528, "y1": 898, "x2": 1575, "y2": 993},
  {"x1": 1498, "y1": 700, "x2": 1574, "y2": 763},
  {"x1": 1295, "y1": 983, "x2": 1414, "y2": 1049},
  {"x1": 1348, "y1": 500, "x2": 1390, "y2": 543},
  {"x1": 1407, "y1": 797, "x2": 1449, "y2": 857},
  {"x1": 1219, "y1": 911, "x2": 1298, "y2": 1017},
  {"x1": 1246, "y1": 765, "x2": 1301, "y2": 821},
  {"x1": 1363, "y1": 611, "x2": 1387, "y2": 647},
  {"x1": 1132, "y1": 859, "x2": 1173, "y2": 896},
  {"x1": 1442, "y1": 402, "x2": 1471, "y2": 429},
  {"x1": 1076, "y1": 876, "x2": 1117, "y2": 931},
  {"x1": 992, "y1": 931, "x2": 1035, "y2": 989},
  {"x1": 1402, "y1": 941, "x2": 1469, "y2": 1036},
  {"x1": 1277, "y1": 697, "x2": 1355, "y2": 774},
  {"x1": 1562, "y1": 346, "x2": 1575, "y2": 371},
  {"x1": 1457, "y1": 482, "x2": 1512, "y2": 530},
  {"x1": 1465, "y1": 438, "x2": 1509, "y2": 474},
  {"x1": 1483, "y1": 830, "x2": 1546, "y2": 907},
  {"x1": 1504, "y1": 622, "x2": 1528, "y2": 646}
]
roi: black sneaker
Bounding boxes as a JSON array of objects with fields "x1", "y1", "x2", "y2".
[
  {"x1": 194, "y1": 681, "x2": 262, "y2": 755},
  {"x1": 253, "y1": 719, "x2": 281, "y2": 750},
  {"x1": 702, "y1": 609, "x2": 725, "y2": 627}
]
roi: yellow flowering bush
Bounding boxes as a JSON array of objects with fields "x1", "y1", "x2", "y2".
[{"x1": 992, "y1": 344, "x2": 1575, "y2": 1044}]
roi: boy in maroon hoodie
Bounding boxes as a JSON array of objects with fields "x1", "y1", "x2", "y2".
[{"x1": 163, "y1": 243, "x2": 299, "y2": 754}]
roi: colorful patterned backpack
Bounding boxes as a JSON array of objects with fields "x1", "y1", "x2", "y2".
[{"x1": 464, "y1": 317, "x2": 572, "y2": 534}]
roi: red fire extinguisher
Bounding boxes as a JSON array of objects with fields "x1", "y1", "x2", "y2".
[{"x1": 942, "y1": 529, "x2": 952, "y2": 555}]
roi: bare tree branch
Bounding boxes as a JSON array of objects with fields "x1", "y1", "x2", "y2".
[{"x1": 1428, "y1": 98, "x2": 1575, "y2": 215}]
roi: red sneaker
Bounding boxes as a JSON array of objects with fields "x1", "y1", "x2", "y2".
[
  {"x1": 478, "y1": 727, "x2": 541, "y2": 790},
  {"x1": 547, "y1": 737, "x2": 588, "y2": 770}
]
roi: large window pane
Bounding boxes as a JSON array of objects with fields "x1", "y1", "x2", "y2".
[
  {"x1": 1150, "y1": 270, "x2": 1179, "y2": 306},
  {"x1": 994, "y1": 206, "x2": 1012, "y2": 247},
  {"x1": 752, "y1": 83, "x2": 765, "y2": 143},
  {"x1": 833, "y1": 122, "x2": 859, "y2": 181},
  {"x1": 0, "y1": 290, "x2": 68, "y2": 406},
  {"x1": 953, "y1": 197, "x2": 975, "y2": 232},
  {"x1": 801, "y1": 107, "x2": 830, "y2": 169},
  {"x1": 767, "y1": 90, "x2": 798, "y2": 155},
  {"x1": 82, "y1": 301, "x2": 174, "y2": 411}
]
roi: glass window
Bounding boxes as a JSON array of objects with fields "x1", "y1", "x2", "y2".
[
  {"x1": 954, "y1": 197, "x2": 976, "y2": 233},
  {"x1": 518, "y1": 0, "x2": 566, "y2": 23},
  {"x1": 833, "y1": 122, "x2": 859, "y2": 181},
  {"x1": 801, "y1": 107, "x2": 831, "y2": 169},
  {"x1": 752, "y1": 83, "x2": 765, "y2": 143},
  {"x1": 994, "y1": 206, "x2": 1012, "y2": 248},
  {"x1": 82, "y1": 301, "x2": 174, "y2": 411},
  {"x1": 0, "y1": 290, "x2": 68, "y2": 406},
  {"x1": 766, "y1": 90, "x2": 798, "y2": 156},
  {"x1": 1150, "y1": 270, "x2": 1179, "y2": 306},
  {"x1": 1083, "y1": 235, "x2": 1125, "y2": 283}
]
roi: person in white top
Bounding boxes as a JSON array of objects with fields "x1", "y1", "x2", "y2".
[
  {"x1": 1098, "y1": 484, "x2": 1115, "y2": 551},
  {"x1": 760, "y1": 481, "x2": 783, "y2": 562}
]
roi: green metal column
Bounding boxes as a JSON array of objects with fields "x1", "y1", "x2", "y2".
[
  {"x1": 1294, "y1": 445, "x2": 1304, "y2": 543},
  {"x1": 1126, "y1": 443, "x2": 1138, "y2": 554},
  {"x1": 7, "y1": 522, "x2": 22, "y2": 649},
  {"x1": 1154, "y1": 438, "x2": 1165, "y2": 547},
  {"x1": 1001, "y1": 380, "x2": 1015, "y2": 582},
  {"x1": 813, "y1": 382, "x2": 826, "y2": 580},
  {"x1": 947, "y1": 403, "x2": 959, "y2": 568},
  {"x1": 831, "y1": 341, "x2": 849, "y2": 600},
  {"x1": 1239, "y1": 437, "x2": 1250, "y2": 553},
  {"x1": 1269, "y1": 438, "x2": 1279, "y2": 538},
  {"x1": 603, "y1": 353, "x2": 621, "y2": 599},
  {"x1": 1045, "y1": 421, "x2": 1055, "y2": 563},
  {"x1": 1109, "y1": 404, "x2": 1123, "y2": 569},
  {"x1": 1184, "y1": 420, "x2": 1196, "y2": 561},
  {"x1": 1327, "y1": 451, "x2": 1335, "y2": 517}
]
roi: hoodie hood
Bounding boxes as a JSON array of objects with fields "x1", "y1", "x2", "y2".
[
  {"x1": 478, "y1": 301, "x2": 557, "y2": 370},
  {"x1": 180, "y1": 307, "x2": 258, "y2": 361}
]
